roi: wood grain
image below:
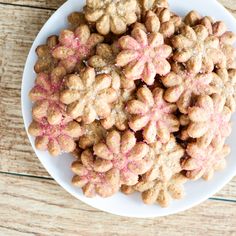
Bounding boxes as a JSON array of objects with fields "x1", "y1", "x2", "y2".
[
  {"x1": 0, "y1": 3, "x2": 236, "y2": 233},
  {"x1": 0, "y1": 173, "x2": 235, "y2": 236},
  {"x1": 0, "y1": 0, "x2": 65, "y2": 9},
  {"x1": 0, "y1": 0, "x2": 236, "y2": 235},
  {"x1": 0, "y1": 2, "x2": 236, "y2": 199},
  {"x1": 219, "y1": 0, "x2": 236, "y2": 12},
  {"x1": 0, "y1": 5, "x2": 52, "y2": 177}
]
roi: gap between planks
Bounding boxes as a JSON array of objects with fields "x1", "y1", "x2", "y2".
[
  {"x1": 0, "y1": 2, "x2": 236, "y2": 201},
  {"x1": 0, "y1": 0, "x2": 65, "y2": 10},
  {"x1": 0, "y1": 173, "x2": 236, "y2": 236},
  {"x1": 0, "y1": 170, "x2": 236, "y2": 203},
  {"x1": 0, "y1": 2, "x2": 57, "y2": 10}
]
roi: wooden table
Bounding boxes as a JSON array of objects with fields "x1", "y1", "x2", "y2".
[{"x1": 0, "y1": 0, "x2": 236, "y2": 235}]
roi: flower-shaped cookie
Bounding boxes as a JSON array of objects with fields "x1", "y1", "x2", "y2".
[
  {"x1": 141, "y1": 10, "x2": 182, "y2": 38},
  {"x1": 183, "y1": 143, "x2": 230, "y2": 180},
  {"x1": 184, "y1": 11, "x2": 208, "y2": 27},
  {"x1": 184, "y1": 11, "x2": 236, "y2": 69},
  {"x1": 88, "y1": 43, "x2": 117, "y2": 70},
  {"x1": 146, "y1": 8, "x2": 182, "y2": 37},
  {"x1": 60, "y1": 67, "x2": 118, "y2": 123},
  {"x1": 79, "y1": 121, "x2": 107, "y2": 149},
  {"x1": 88, "y1": 43, "x2": 135, "y2": 90},
  {"x1": 185, "y1": 11, "x2": 236, "y2": 69},
  {"x1": 221, "y1": 42, "x2": 236, "y2": 70},
  {"x1": 161, "y1": 63, "x2": 216, "y2": 114},
  {"x1": 28, "y1": 118, "x2": 83, "y2": 156},
  {"x1": 29, "y1": 67, "x2": 67, "y2": 125},
  {"x1": 34, "y1": 35, "x2": 59, "y2": 73},
  {"x1": 101, "y1": 89, "x2": 134, "y2": 131},
  {"x1": 67, "y1": 12, "x2": 87, "y2": 30},
  {"x1": 116, "y1": 28, "x2": 172, "y2": 85},
  {"x1": 184, "y1": 10, "x2": 228, "y2": 37},
  {"x1": 72, "y1": 161, "x2": 120, "y2": 198},
  {"x1": 187, "y1": 94, "x2": 232, "y2": 149},
  {"x1": 157, "y1": 9, "x2": 182, "y2": 38},
  {"x1": 144, "y1": 135, "x2": 184, "y2": 182},
  {"x1": 72, "y1": 130, "x2": 154, "y2": 197},
  {"x1": 127, "y1": 86, "x2": 179, "y2": 144},
  {"x1": 122, "y1": 174, "x2": 187, "y2": 207},
  {"x1": 52, "y1": 25, "x2": 104, "y2": 73},
  {"x1": 84, "y1": 0, "x2": 140, "y2": 35},
  {"x1": 142, "y1": 0, "x2": 168, "y2": 12},
  {"x1": 171, "y1": 25, "x2": 226, "y2": 73},
  {"x1": 211, "y1": 69, "x2": 236, "y2": 112}
]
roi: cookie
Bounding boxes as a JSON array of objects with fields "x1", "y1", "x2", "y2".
[
  {"x1": 116, "y1": 27, "x2": 172, "y2": 85},
  {"x1": 84, "y1": 0, "x2": 140, "y2": 35},
  {"x1": 72, "y1": 130, "x2": 154, "y2": 197},
  {"x1": 60, "y1": 67, "x2": 118, "y2": 123},
  {"x1": 127, "y1": 86, "x2": 179, "y2": 143}
]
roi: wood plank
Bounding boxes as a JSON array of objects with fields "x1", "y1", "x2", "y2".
[
  {"x1": 0, "y1": 0, "x2": 65, "y2": 9},
  {"x1": 0, "y1": 173, "x2": 235, "y2": 236},
  {"x1": 219, "y1": 0, "x2": 236, "y2": 12},
  {"x1": 0, "y1": 5, "x2": 53, "y2": 177},
  {"x1": 0, "y1": 4, "x2": 235, "y2": 201},
  {"x1": 0, "y1": 0, "x2": 235, "y2": 14}
]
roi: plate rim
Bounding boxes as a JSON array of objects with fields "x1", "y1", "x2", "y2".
[{"x1": 21, "y1": 0, "x2": 236, "y2": 218}]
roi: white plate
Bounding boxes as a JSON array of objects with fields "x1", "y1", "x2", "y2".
[{"x1": 22, "y1": 0, "x2": 236, "y2": 218}]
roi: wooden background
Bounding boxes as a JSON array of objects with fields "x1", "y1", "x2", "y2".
[{"x1": 0, "y1": 0, "x2": 236, "y2": 235}]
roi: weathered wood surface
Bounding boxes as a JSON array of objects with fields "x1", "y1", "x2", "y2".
[
  {"x1": 0, "y1": 1, "x2": 236, "y2": 234},
  {"x1": 0, "y1": 174, "x2": 236, "y2": 236},
  {"x1": 0, "y1": 0, "x2": 65, "y2": 9}
]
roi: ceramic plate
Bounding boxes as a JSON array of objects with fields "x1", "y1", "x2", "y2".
[{"x1": 21, "y1": 0, "x2": 236, "y2": 217}]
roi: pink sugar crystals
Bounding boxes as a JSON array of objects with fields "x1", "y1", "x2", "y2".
[
  {"x1": 28, "y1": 118, "x2": 83, "y2": 156},
  {"x1": 29, "y1": 67, "x2": 67, "y2": 125},
  {"x1": 52, "y1": 25, "x2": 104, "y2": 73},
  {"x1": 60, "y1": 67, "x2": 118, "y2": 123},
  {"x1": 28, "y1": 0, "x2": 236, "y2": 207},
  {"x1": 127, "y1": 86, "x2": 179, "y2": 144},
  {"x1": 187, "y1": 94, "x2": 232, "y2": 148},
  {"x1": 116, "y1": 27, "x2": 172, "y2": 85},
  {"x1": 72, "y1": 130, "x2": 154, "y2": 197}
]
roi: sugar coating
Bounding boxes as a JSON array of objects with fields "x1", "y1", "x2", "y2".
[
  {"x1": 122, "y1": 173, "x2": 187, "y2": 207},
  {"x1": 221, "y1": 44, "x2": 236, "y2": 70},
  {"x1": 211, "y1": 69, "x2": 236, "y2": 112},
  {"x1": 88, "y1": 43, "x2": 135, "y2": 90},
  {"x1": 184, "y1": 10, "x2": 228, "y2": 36},
  {"x1": 87, "y1": 42, "x2": 134, "y2": 133},
  {"x1": 79, "y1": 121, "x2": 107, "y2": 149},
  {"x1": 187, "y1": 94, "x2": 232, "y2": 149},
  {"x1": 60, "y1": 67, "x2": 118, "y2": 123},
  {"x1": 184, "y1": 10, "x2": 236, "y2": 69},
  {"x1": 28, "y1": 1, "x2": 236, "y2": 204},
  {"x1": 52, "y1": 25, "x2": 104, "y2": 73},
  {"x1": 145, "y1": 7, "x2": 182, "y2": 38},
  {"x1": 144, "y1": 135, "x2": 184, "y2": 182},
  {"x1": 84, "y1": 0, "x2": 140, "y2": 35},
  {"x1": 133, "y1": 9, "x2": 182, "y2": 39},
  {"x1": 127, "y1": 86, "x2": 179, "y2": 144},
  {"x1": 71, "y1": 130, "x2": 154, "y2": 197},
  {"x1": 34, "y1": 35, "x2": 59, "y2": 73},
  {"x1": 142, "y1": 0, "x2": 169, "y2": 12},
  {"x1": 28, "y1": 117, "x2": 83, "y2": 156},
  {"x1": 116, "y1": 27, "x2": 172, "y2": 85},
  {"x1": 183, "y1": 143, "x2": 230, "y2": 180},
  {"x1": 29, "y1": 67, "x2": 67, "y2": 125},
  {"x1": 171, "y1": 24, "x2": 226, "y2": 74},
  {"x1": 67, "y1": 12, "x2": 87, "y2": 30},
  {"x1": 161, "y1": 63, "x2": 216, "y2": 114},
  {"x1": 101, "y1": 89, "x2": 135, "y2": 131}
]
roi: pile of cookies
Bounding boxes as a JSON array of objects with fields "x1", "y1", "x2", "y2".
[{"x1": 28, "y1": 0, "x2": 236, "y2": 207}]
